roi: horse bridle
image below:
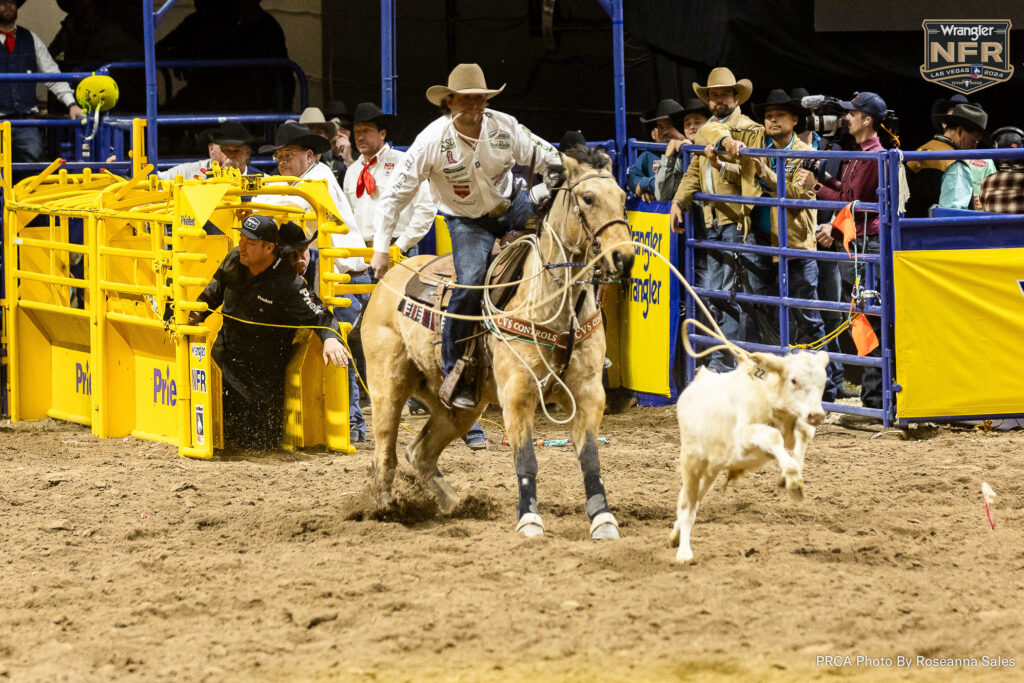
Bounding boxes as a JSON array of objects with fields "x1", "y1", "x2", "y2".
[{"x1": 552, "y1": 171, "x2": 629, "y2": 256}]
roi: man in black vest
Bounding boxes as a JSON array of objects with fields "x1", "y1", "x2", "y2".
[{"x1": 0, "y1": 0, "x2": 83, "y2": 162}]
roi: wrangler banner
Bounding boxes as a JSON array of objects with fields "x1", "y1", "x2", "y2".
[
  {"x1": 615, "y1": 201, "x2": 679, "y2": 398},
  {"x1": 893, "y1": 248, "x2": 1024, "y2": 419}
]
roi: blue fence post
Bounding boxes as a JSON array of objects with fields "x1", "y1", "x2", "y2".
[
  {"x1": 598, "y1": 0, "x2": 627, "y2": 187},
  {"x1": 381, "y1": 0, "x2": 396, "y2": 114},
  {"x1": 679, "y1": 147, "x2": 696, "y2": 387},
  {"x1": 774, "y1": 148, "x2": 790, "y2": 351},
  {"x1": 875, "y1": 151, "x2": 892, "y2": 428}
]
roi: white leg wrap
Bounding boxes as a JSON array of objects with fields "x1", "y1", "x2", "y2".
[
  {"x1": 590, "y1": 511, "x2": 620, "y2": 540},
  {"x1": 516, "y1": 512, "x2": 545, "y2": 538}
]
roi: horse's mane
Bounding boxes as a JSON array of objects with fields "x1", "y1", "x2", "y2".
[{"x1": 560, "y1": 145, "x2": 612, "y2": 172}]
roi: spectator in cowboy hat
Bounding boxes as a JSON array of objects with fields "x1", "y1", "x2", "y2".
[
  {"x1": 157, "y1": 124, "x2": 232, "y2": 180},
  {"x1": 654, "y1": 97, "x2": 711, "y2": 201},
  {"x1": 279, "y1": 220, "x2": 319, "y2": 287},
  {"x1": 209, "y1": 122, "x2": 263, "y2": 174},
  {"x1": 628, "y1": 98, "x2": 686, "y2": 203},
  {"x1": 343, "y1": 101, "x2": 434, "y2": 257},
  {"x1": 929, "y1": 93, "x2": 969, "y2": 134},
  {"x1": 256, "y1": 120, "x2": 370, "y2": 442},
  {"x1": 700, "y1": 87, "x2": 830, "y2": 395},
  {"x1": 907, "y1": 103, "x2": 988, "y2": 215},
  {"x1": 670, "y1": 67, "x2": 760, "y2": 372}
]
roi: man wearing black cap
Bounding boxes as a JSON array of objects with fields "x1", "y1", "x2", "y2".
[
  {"x1": 0, "y1": 0, "x2": 83, "y2": 162},
  {"x1": 192, "y1": 215, "x2": 351, "y2": 450},
  {"x1": 797, "y1": 90, "x2": 888, "y2": 410},
  {"x1": 343, "y1": 102, "x2": 435, "y2": 258},
  {"x1": 906, "y1": 103, "x2": 988, "y2": 215},
  {"x1": 628, "y1": 99, "x2": 687, "y2": 203}
]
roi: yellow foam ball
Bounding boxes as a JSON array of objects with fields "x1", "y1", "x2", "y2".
[{"x1": 75, "y1": 73, "x2": 119, "y2": 113}]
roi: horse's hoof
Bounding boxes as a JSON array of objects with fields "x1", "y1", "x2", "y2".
[
  {"x1": 516, "y1": 513, "x2": 545, "y2": 538},
  {"x1": 590, "y1": 512, "x2": 620, "y2": 540},
  {"x1": 674, "y1": 548, "x2": 694, "y2": 564},
  {"x1": 426, "y1": 472, "x2": 461, "y2": 514}
]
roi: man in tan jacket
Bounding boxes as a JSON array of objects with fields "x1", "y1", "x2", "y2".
[
  {"x1": 699, "y1": 90, "x2": 830, "y2": 395},
  {"x1": 669, "y1": 67, "x2": 760, "y2": 372}
]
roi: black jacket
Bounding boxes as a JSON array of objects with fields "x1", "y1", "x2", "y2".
[{"x1": 197, "y1": 248, "x2": 340, "y2": 401}]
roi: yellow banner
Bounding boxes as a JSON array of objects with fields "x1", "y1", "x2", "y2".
[
  {"x1": 619, "y1": 209, "x2": 676, "y2": 397},
  {"x1": 894, "y1": 248, "x2": 1024, "y2": 418}
]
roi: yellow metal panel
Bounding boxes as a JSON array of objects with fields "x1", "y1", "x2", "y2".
[
  {"x1": 893, "y1": 248, "x2": 1024, "y2": 418},
  {"x1": 619, "y1": 209, "x2": 673, "y2": 396}
]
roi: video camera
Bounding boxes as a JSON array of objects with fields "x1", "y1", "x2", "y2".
[{"x1": 799, "y1": 95, "x2": 847, "y2": 137}]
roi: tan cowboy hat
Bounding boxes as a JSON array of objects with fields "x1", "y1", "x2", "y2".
[
  {"x1": 297, "y1": 107, "x2": 337, "y2": 137},
  {"x1": 692, "y1": 67, "x2": 753, "y2": 105},
  {"x1": 425, "y1": 63, "x2": 506, "y2": 107}
]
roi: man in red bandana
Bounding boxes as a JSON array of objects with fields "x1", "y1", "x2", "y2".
[{"x1": 342, "y1": 102, "x2": 435, "y2": 258}]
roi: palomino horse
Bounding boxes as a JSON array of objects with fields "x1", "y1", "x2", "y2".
[{"x1": 361, "y1": 148, "x2": 635, "y2": 539}]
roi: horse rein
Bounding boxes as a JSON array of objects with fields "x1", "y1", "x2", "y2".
[{"x1": 551, "y1": 171, "x2": 629, "y2": 256}]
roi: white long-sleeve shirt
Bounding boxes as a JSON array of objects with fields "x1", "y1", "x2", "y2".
[
  {"x1": 343, "y1": 143, "x2": 435, "y2": 254},
  {"x1": 156, "y1": 159, "x2": 259, "y2": 180},
  {"x1": 256, "y1": 161, "x2": 367, "y2": 273},
  {"x1": 371, "y1": 109, "x2": 559, "y2": 252},
  {"x1": 0, "y1": 30, "x2": 76, "y2": 110}
]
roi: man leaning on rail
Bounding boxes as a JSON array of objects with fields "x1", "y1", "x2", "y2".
[
  {"x1": 189, "y1": 215, "x2": 352, "y2": 450},
  {"x1": 368, "y1": 63, "x2": 561, "y2": 410},
  {"x1": 669, "y1": 67, "x2": 760, "y2": 373},
  {"x1": 694, "y1": 88, "x2": 834, "y2": 399}
]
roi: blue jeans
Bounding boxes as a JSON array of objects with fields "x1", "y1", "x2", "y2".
[
  {"x1": 704, "y1": 221, "x2": 758, "y2": 372},
  {"x1": 12, "y1": 126, "x2": 43, "y2": 164},
  {"x1": 787, "y1": 258, "x2": 836, "y2": 400},
  {"x1": 860, "y1": 235, "x2": 883, "y2": 409},
  {"x1": 817, "y1": 255, "x2": 846, "y2": 389},
  {"x1": 442, "y1": 188, "x2": 534, "y2": 376},
  {"x1": 333, "y1": 271, "x2": 372, "y2": 441}
]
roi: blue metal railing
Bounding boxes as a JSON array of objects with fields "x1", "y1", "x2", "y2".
[{"x1": 628, "y1": 138, "x2": 893, "y2": 423}]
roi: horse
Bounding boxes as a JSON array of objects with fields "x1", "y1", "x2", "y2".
[{"x1": 361, "y1": 148, "x2": 635, "y2": 539}]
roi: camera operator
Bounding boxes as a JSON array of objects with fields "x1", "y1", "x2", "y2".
[{"x1": 796, "y1": 91, "x2": 887, "y2": 410}]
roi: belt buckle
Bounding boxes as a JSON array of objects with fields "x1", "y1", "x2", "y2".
[{"x1": 487, "y1": 199, "x2": 511, "y2": 219}]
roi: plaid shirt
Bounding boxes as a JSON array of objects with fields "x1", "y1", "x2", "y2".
[{"x1": 980, "y1": 163, "x2": 1024, "y2": 214}]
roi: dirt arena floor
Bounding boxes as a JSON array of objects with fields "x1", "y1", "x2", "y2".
[{"x1": 1, "y1": 405, "x2": 1021, "y2": 682}]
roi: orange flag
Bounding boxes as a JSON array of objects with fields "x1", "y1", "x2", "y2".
[
  {"x1": 850, "y1": 314, "x2": 879, "y2": 356},
  {"x1": 831, "y1": 202, "x2": 857, "y2": 255}
]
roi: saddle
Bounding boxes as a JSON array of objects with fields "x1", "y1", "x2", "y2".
[
  {"x1": 400, "y1": 242, "x2": 529, "y2": 329},
  {"x1": 397, "y1": 243, "x2": 604, "y2": 380}
]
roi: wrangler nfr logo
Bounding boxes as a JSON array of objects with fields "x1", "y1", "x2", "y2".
[{"x1": 920, "y1": 20, "x2": 1013, "y2": 95}]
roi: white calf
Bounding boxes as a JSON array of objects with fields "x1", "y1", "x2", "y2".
[{"x1": 671, "y1": 351, "x2": 829, "y2": 563}]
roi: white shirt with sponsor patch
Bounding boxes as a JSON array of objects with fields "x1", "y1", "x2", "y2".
[
  {"x1": 256, "y1": 161, "x2": 367, "y2": 273},
  {"x1": 371, "y1": 109, "x2": 559, "y2": 252},
  {"x1": 343, "y1": 143, "x2": 436, "y2": 254}
]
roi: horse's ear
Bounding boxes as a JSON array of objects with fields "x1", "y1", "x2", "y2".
[{"x1": 560, "y1": 152, "x2": 580, "y2": 173}]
